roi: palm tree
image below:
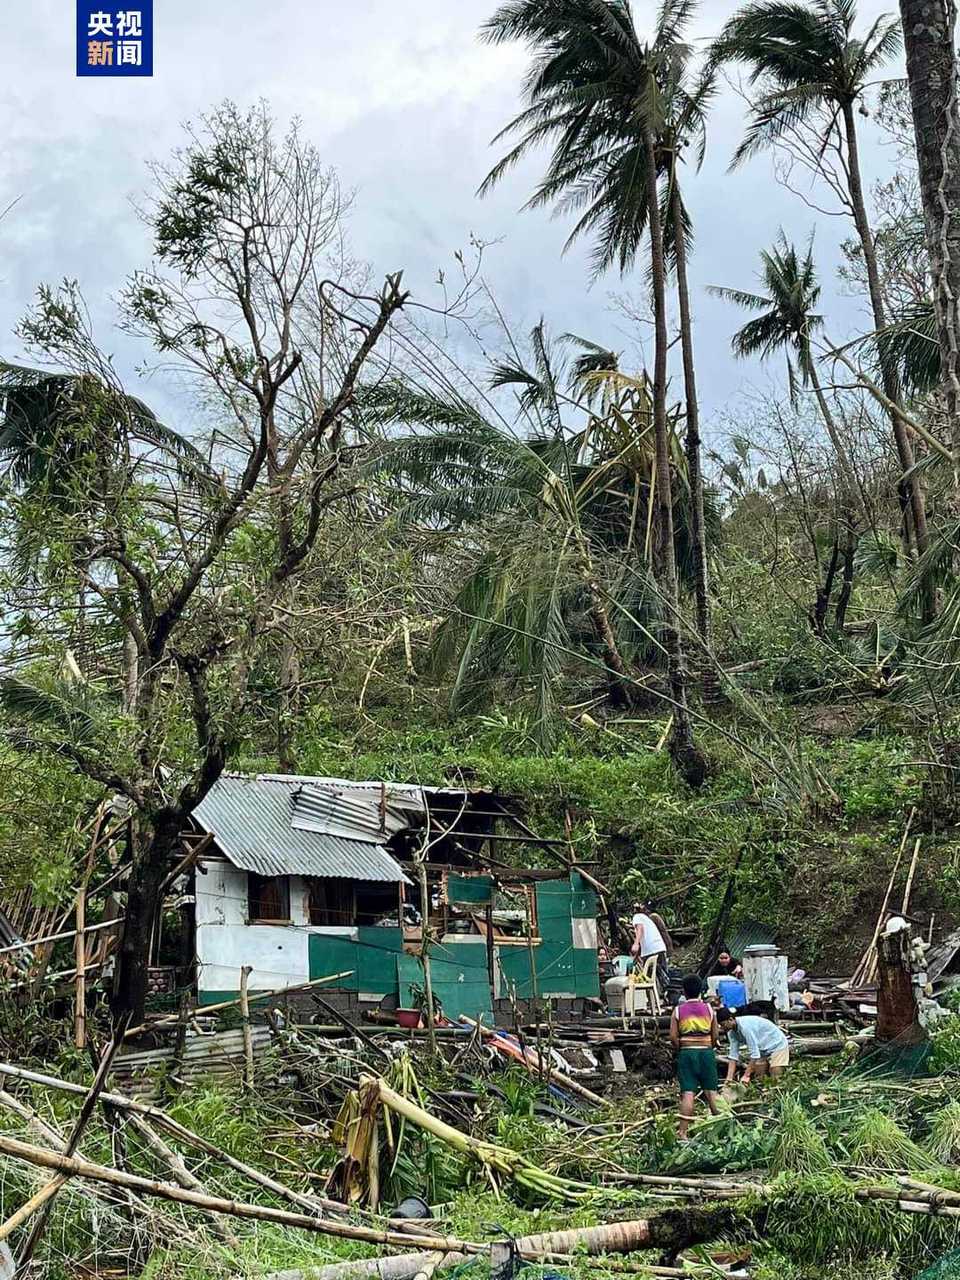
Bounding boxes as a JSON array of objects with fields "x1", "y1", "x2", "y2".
[
  {"x1": 897, "y1": 0, "x2": 960, "y2": 453},
  {"x1": 712, "y1": 0, "x2": 932, "y2": 592},
  {"x1": 660, "y1": 59, "x2": 717, "y2": 681},
  {"x1": 0, "y1": 358, "x2": 213, "y2": 706},
  {"x1": 479, "y1": 0, "x2": 709, "y2": 784},
  {"x1": 365, "y1": 331, "x2": 718, "y2": 747},
  {"x1": 711, "y1": 235, "x2": 861, "y2": 630}
]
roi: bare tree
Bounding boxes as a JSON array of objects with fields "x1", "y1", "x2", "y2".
[{"x1": 0, "y1": 104, "x2": 407, "y2": 1023}]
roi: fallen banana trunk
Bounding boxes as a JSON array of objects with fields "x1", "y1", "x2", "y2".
[{"x1": 367, "y1": 1075, "x2": 600, "y2": 1203}]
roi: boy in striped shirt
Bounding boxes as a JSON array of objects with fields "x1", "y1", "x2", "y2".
[{"x1": 669, "y1": 974, "x2": 721, "y2": 1139}]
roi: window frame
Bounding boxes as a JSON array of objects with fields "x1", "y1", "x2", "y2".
[{"x1": 247, "y1": 872, "x2": 291, "y2": 924}]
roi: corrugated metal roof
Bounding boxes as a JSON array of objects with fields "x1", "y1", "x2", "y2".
[
  {"x1": 726, "y1": 917, "x2": 777, "y2": 958},
  {"x1": 192, "y1": 775, "x2": 410, "y2": 883},
  {"x1": 254, "y1": 773, "x2": 492, "y2": 803},
  {"x1": 290, "y1": 785, "x2": 419, "y2": 844}
]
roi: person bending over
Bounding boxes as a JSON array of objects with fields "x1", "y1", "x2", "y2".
[
  {"x1": 717, "y1": 1007, "x2": 789, "y2": 1086},
  {"x1": 670, "y1": 974, "x2": 721, "y2": 1139}
]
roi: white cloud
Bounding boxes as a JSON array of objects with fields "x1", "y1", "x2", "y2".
[{"x1": 0, "y1": 0, "x2": 912, "y2": 431}]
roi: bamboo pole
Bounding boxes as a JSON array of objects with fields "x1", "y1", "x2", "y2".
[
  {"x1": 74, "y1": 883, "x2": 87, "y2": 1050},
  {"x1": 240, "y1": 965, "x2": 254, "y2": 1089},
  {"x1": 123, "y1": 970, "x2": 354, "y2": 1036},
  {"x1": 0, "y1": 1061, "x2": 351, "y2": 1221},
  {"x1": 0, "y1": 918, "x2": 123, "y2": 960},
  {"x1": 0, "y1": 1092, "x2": 68, "y2": 1153},
  {"x1": 125, "y1": 1113, "x2": 239, "y2": 1245},
  {"x1": 416, "y1": 857, "x2": 438, "y2": 1056},
  {"x1": 10, "y1": 1020, "x2": 128, "y2": 1265},
  {"x1": 902, "y1": 837, "x2": 922, "y2": 914},
  {"x1": 850, "y1": 813, "x2": 913, "y2": 988},
  {"x1": 0, "y1": 1133, "x2": 467, "y2": 1251}
]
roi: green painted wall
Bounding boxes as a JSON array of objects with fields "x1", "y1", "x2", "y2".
[
  {"x1": 307, "y1": 927, "x2": 403, "y2": 993},
  {"x1": 209, "y1": 876, "x2": 598, "y2": 1012}
]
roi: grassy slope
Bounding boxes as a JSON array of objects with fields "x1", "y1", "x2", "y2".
[{"x1": 269, "y1": 696, "x2": 960, "y2": 975}]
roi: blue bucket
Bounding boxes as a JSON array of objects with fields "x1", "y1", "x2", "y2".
[{"x1": 717, "y1": 977, "x2": 747, "y2": 1008}]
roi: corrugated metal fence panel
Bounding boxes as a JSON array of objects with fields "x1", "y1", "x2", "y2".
[
  {"x1": 447, "y1": 874, "x2": 495, "y2": 906},
  {"x1": 192, "y1": 776, "x2": 409, "y2": 883},
  {"x1": 397, "y1": 947, "x2": 492, "y2": 1023}
]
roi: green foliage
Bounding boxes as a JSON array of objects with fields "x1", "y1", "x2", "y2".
[
  {"x1": 845, "y1": 1108, "x2": 930, "y2": 1174},
  {"x1": 927, "y1": 1100, "x2": 960, "y2": 1165},
  {"x1": 929, "y1": 1013, "x2": 960, "y2": 1076},
  {"x1": 663, "y1": 1115, "x2": 776, "y2": 1174},
  {"x1": 770, "y1": 1095, "x2": 833, "y2": 1176}
]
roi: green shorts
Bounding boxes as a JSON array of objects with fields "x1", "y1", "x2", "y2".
[{"x1": 677, "y1": 1047, "x2": 719, "y2": 1094}]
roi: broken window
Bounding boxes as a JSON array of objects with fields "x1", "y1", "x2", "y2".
[
  {"x1": 247, "y1": 873, "x2": 290, "y2": 923},
  {"x1": 308, "y1": 878, "x2": 355, "y2": 926}
]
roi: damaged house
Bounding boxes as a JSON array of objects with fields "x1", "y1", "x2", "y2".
[{"x1": 186, "y1": 773, "x2": 600, "y2": 1022}]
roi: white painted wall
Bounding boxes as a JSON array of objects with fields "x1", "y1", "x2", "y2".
[
  {"x1": 195, "y1": 860, "x2": 361, "y2": 994},
  {"x1": 197, "y1": 922, "x2": 309, "y2": 994},
  {"x1": 195, "y1": 861, "x2": 246, "y2": 927}
]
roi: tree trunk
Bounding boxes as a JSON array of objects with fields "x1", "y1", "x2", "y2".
[
  {"x1": 835, "y1": 514, "x2": 857, "y2": 633},
  {"x1": 642, "y1": 122, "x2": 706, "y2": 788},
  {"x1": 110, "y1": 814, "x2": 180, "y2": 1026},
  {"x1": 669, "y1": 173, "x2": 713, "y2": 667},
  {"x1": 277, "y1": 633, "x2": 301, "y2": 774},
  {"x1": 807, "y1": 365, "x2": 860, "y2": 634},
  {"x1": 811, "y1": 535, "x2": 840, "y2": 637},
  {"x1": 122, "y1": 631, "x2": 139, "y2": 714},
  {"x1": 841, "y1": 100, "x2": 933, "y2": 619},
  {"x1": 899, "y1": 0, "x2": 960, "y2": 457},
  {"x1": 574, "y1": 540, "x2": 635, "y2": 707},
  {"x1": 876, "y1": 928, "x2": 924, "y2": 1046}
]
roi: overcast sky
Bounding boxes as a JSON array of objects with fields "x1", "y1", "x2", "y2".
[{"x1": 1, "y1": 0, "x2": 908, "y2": 439}]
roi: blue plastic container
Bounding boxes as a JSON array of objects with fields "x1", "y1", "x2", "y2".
[{"x1": 717, "y1": 977, "x2": 747, "y2": 1008}]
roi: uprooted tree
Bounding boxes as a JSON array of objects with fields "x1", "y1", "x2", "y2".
[{"x1": 0, "y1": 103, "x2": 408, "y2": 1025}]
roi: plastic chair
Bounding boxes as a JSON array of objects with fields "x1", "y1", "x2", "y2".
[{"x1": 631, "y1": 954, "x2": 663, "y2": 1016}]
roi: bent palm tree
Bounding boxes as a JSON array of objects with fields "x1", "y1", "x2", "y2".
[
  {"x1": 480, "y1": 0, "x2": 709, "y2": 783},
  {"x1": 712, "y1": 0, "x2": 932, "y2": 599},
  {"x1": 0, "y1": 360, "x2": 214, "y2": 705},
  {"x1": 711, "y1": 236, "x2": 860, "y2": 630},
  {"x1": 365, "y1": 333, "x2": 718, "y2": 747}
]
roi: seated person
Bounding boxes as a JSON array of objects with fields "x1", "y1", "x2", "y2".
[
  {"x1": 717, "y1": 1006, "x2": 789, "y2": 1085},
  {"x1": 712, "y1": 949, "x2": 743, "y2": 977}
]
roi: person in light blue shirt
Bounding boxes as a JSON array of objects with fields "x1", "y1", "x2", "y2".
[{"x1": 717, "y1": 1008, "x2": 790, "y2": 1085}]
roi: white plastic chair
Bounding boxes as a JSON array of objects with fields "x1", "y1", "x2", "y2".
[{"x1": 631, "y1": 954, "x2": 663, "y2": 1016}]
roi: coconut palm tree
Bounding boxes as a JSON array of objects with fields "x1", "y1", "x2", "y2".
[
  {"x1": 479, "y1": 0, "x2": 709, "y2": 784},
  {"x1": 712, "y1": 0, "x2": 932, "y2": 592},
  {"x1": 711, "y1": 235, "x2": 861, "y2": 630},
  {"x1": 897, "y1": 0, "x2": 960, "y2": 452},
  {"x1": 0, "y1": 358, "x2": 213, "y2": 705},
  {"x1": 365, "y1": 330, "x2": 719, "y2": 748}
]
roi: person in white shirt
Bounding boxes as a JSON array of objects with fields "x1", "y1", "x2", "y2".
[{"x1": 630, "y1": 901, "x2": 668, "y2": 989}]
